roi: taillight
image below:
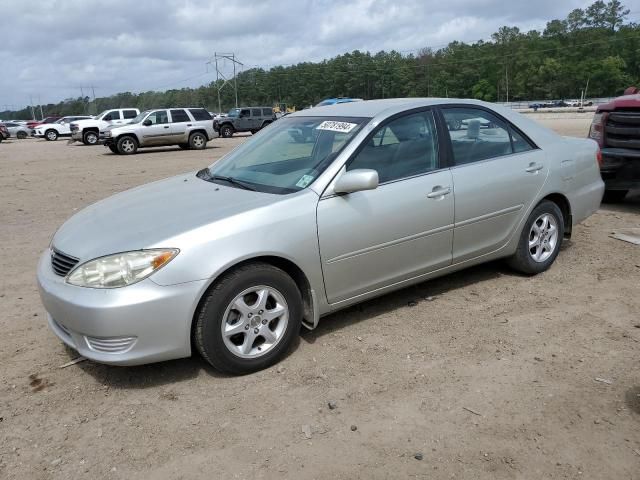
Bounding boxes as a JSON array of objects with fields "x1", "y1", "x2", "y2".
[
  {"x1": 596, "y1": 148, "x2": 602, "y2": 167},
  {"x1": 588, "y1": 112, "x2": 607, "y2": 147}
]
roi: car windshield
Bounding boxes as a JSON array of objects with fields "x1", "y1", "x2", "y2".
[
  {"x1": 227, "y1": 108, "x2": 240, "y2": 118},
  {"x1": 94, "y1": 110, "x2": 109, "y2": 120},
  {"x1": 129, "y1": 110, "x2": 151, "y2": 124},
  {"x1": 203, "y1": 116, "x2": 369, "y2": 194}
]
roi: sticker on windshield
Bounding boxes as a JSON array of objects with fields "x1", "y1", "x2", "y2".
[
  {"x1": 296, "y1": 174, "x2": 315, "y2": 188},
  {"x1": 316, "y1": 121, "x2": 358, "y2": 133}
]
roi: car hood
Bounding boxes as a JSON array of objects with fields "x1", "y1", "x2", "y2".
[
  {"x1": 52, "y1": 172, "x2": 287, "y2": 261},
  {"x1": 35, "y1": 123, "x2": 59, "y2": 130}
]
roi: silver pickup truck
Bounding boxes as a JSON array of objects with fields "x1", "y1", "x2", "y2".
[{"x1": 103, "y1": 108, "x2": 217, "y2": 155}]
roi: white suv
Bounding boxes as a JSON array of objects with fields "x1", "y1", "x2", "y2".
[
  {"x1": 70, "y1": 108, "x2": 139, "y2": 145},
  {"x1": 34, "y1": 116, "x2": 92, "y2": 141},
  {"x1": 103, "y1": 108, "x2": 217, "y2": 155}
]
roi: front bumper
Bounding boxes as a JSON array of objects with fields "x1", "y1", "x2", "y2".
[
  {"x1": 37, "y1": 250, "x2": 207, "y2": 366},
  {"x1": 600, "y1": 147, "x2": 640, "y2": 190}
]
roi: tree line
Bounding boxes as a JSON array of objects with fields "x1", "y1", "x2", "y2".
[{"x1": 2, "y1": 0, "x2": 638, "y2": 119}]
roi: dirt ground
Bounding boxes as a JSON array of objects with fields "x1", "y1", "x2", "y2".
[{"x1": 1, "y1": 114, "x2": 639, "y2": 480}]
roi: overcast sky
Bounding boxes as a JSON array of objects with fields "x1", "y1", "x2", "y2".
[{"x1": 0, "y1": 0, "x2": 609, "y2": 109}]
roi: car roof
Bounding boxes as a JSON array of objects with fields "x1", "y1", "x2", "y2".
[{"x1": 290, "y1": 97, "x2": 560, "y2": 145}]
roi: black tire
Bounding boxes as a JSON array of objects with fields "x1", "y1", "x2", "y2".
[
  {"x1": 83, "y1": 130, "x2": 99, "y2": 145},
  {"x1": 602, "y1": 190, "x2": 628, "y2": 203},
  {"x1": 194, "y1": 262, "x2": 303, "y2": 374},
  {"x1": 17, "y1": 131, "x2": 27, "y2": 139},
  {"x1": 45, "y1": 129, "x2": 58, "y2": 141},
  {"x1": 188, "y1": 131, "x2": 207, "y2": 150},
  {"x1": 220, "y1": 124, "x2": 234, "y2": 138},
  {"x1": 508, "y1": 200, "x2": 564, "y2": 275},
  {"x1": 116, "y1": 135, "x2": 138, "y2": 155},
  {"x1": 108, "y1": 144, "x2": 118, "y2": 154},
  {"x1": 178, "y1": 144, "x2": 189, "y2": 150}
]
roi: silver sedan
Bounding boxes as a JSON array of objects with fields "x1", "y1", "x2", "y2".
[{"x1": 37, "y1": 98, "x2": 604, "y2": 374}]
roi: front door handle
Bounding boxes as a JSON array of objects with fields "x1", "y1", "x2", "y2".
[
  {"x1": 525, "y1": 162, "x2": 544, "y2": 173},
  {"x1": 427, "y1": 186, "x2": 451, "y2": 199},
  {"x1": 164, "y1": 126, "x2": 170, "y2": 129}
]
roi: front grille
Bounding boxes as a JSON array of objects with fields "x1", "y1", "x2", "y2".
[
  {"x1": 51, "y1": 249, "x2": 79, "y2": 277},
  {"x1": 605, "y1": 112, "x2": 640, "y2": 149}
]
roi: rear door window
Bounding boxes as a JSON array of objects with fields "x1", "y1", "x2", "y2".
[
  {"x1": 123, "y1": 110, "x2": 138, "y2": 119},
  {"x1": 251, "y1": 108, "x2": 262, "y2": 117},
  {"x1": 188, "y1": 109, "x2": 212, "y2": 121},
  {"x1": 170, "y1": 109, "x2": 190, "y2": 123},
  {"x1": 442, "y1": 108, "x2": 518, "y2": 165}
]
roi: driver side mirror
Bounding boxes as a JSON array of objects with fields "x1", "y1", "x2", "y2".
[
  {"x1": 334, "y1": 169, "x2": 379, "y2": 194},
  {"x1": 142, "y1": 119, "x2": 152, "y2": 126}
]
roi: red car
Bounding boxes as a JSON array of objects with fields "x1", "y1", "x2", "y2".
[
  {"x1": 589, "y1": 86, "x2": 640, "y2": 202},
  {"x1": 26, "y1": 116, "x2": 61, "y2": 130},
  {"x1": 0, "y1": 123, "x2": 9, "y2": 142}
]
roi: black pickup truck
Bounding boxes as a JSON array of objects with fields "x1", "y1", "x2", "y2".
[{"x1": 589, "y1": 87, "x2": 640, "y2": 202}]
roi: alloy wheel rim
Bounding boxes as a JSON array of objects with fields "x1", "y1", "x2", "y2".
[
  {"x1": 193, "y1": 135, "x2": 204, "y2": 147},
  {"x1": 529, "y1": 213, "x2": 558, "y2": 263},
  {"x1": 47, "y1": 131, "x2": 56, "y2": 140},
  {"x1": 122, "y1": 139, "x2": 134, "y2": 152},
  {"x1": 87, "y1": 133, "x2": 97, "y2": 143},
  {"x1": 221, "y1": 285, "x2": 289, "y2": 359}
]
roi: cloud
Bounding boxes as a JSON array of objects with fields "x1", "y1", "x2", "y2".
[{"x1": 0, "y1": 0, "x2": 592, "y2": 109}]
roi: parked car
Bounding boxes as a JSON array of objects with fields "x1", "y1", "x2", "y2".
[
  {"x1": 0, "y1": 124, "x2": 9, "y2": 142},
  {"x1": 2, "y1": 121, "x2": 31, "y2": 139},
  {"x1": 315, "y1": 97, "x2": 363, "y2": 107},
  {"x1": 213, "y1": 107, "x2": 276, "y2": 137},
  {"x1": 37, "y1": 98, "x2": 604, "y2": 373},
  {"x1": 103, "y1": 108, "x2": 216, "y2": 154},
  {"x1": 70, "y1": 108, "x2": 140, "y2": 145},
  {"x1": 34, "y1": 116, "x2": 92, "y2": 141},
  {"x1": 589, "y1": 86, "x2": 640, "y2": 202},
  {"x1": 27, "y1": 116, "x2": 61, "y2": 131}
]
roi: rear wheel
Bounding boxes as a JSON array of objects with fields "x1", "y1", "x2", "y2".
[
  {"x1": 83, "y1": 130, "x2": 99, "y2": 145},
  {"x1": 220, "y1": 124, "x2": 234, "y2": 138},
  {"x1": 194, "y1": 262, "x2": 302, "y2": 374},
  {"x1": 116, "y1": 135, "x2": 138, "y2": 155},
  {"x1": 602, "y1": 190, "x2": 628, "y2": 203},
  {"x1": 17, "y1": 131, "x2": 27, "y2": 139},
  {"x1": 508, "y1": 200, "x2": 564, "y2": 275},
  {"x1": 45, "y1": 129, "x2": 58, "y2": 141},
  {"x1": 188, "y1": 132, "x2": 207, "y2": 150}
]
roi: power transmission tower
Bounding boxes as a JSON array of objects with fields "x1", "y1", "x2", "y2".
[{"x1": 207, "y1": 53, "x2": 243, "y2": 113}]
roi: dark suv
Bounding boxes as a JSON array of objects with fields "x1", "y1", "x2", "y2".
[
  {"x1": 214, "y1": 107, "x2": 275, "y2": 138},
  {"x1": 589, "y1": 86, "x2": 640, "y2": 202}
]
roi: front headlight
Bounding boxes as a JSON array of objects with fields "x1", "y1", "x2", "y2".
[
  {"x1": 67, "y1": 249, "x2": 178, "y2": 288},
  {"x1": 104, "y1": 130, "x2": 112, "y2": 137}
]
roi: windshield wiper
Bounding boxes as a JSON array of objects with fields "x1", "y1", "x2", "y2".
[{"x1": 197, "y1": 169, "x2": 256, "y2": 191}]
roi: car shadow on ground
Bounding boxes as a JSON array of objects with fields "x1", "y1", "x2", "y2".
[
  {"x1": 301, "y1": 260, "x2": 519, "y2": 343},
  {"x1": 599, "y1": 189, "x2": 640, "y2": 215},
  {"x1": 99, "y1": 145, "x2": 222, "y2": 156}
]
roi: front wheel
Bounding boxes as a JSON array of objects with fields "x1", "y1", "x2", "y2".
[
  {"x1": 83, "y1": 130, "x2": 99, "y2": 145},
  {"x1": 194, "y1": 262, "x2": 302, "y2": 374},
  {"x1": 45, "y1": 129, "x2": 58, "y2": 141},
  {"x1": 188, "y1": 132, "x2": 207, "y2": 150},
  {"x1": 220, "y1": 125, "x2": 234, "y2": 138},
  {"x1": 508, "y1": 200, "x2": 564, "y2": 275},
  {"x1": 116, "y1": 135, "x2": 138, "y2": 155}
]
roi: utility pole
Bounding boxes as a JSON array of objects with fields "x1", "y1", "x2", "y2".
[
  {"x1": 38, "y1": 95, "x2": 44, "y2": 118},
  {"x1": 505, "y1": 64, "x2": 509, "y2": 104},
  {"x1": 207, "y1": 53, "x2": 243, "y2": 113}
]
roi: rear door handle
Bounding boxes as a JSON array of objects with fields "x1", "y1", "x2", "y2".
[
  {"x1": 164, "y1": 126, "x2": 170, "y2": 129},
  {"x1": 525, "y1": 162, "x2": 544, "y2": 173},
  {"x1": 427, "y1": 186, "x2": 451, "y2": 198},
  {"x1": 187, "y1": 124, "x2": 193, "y2": 127}
]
